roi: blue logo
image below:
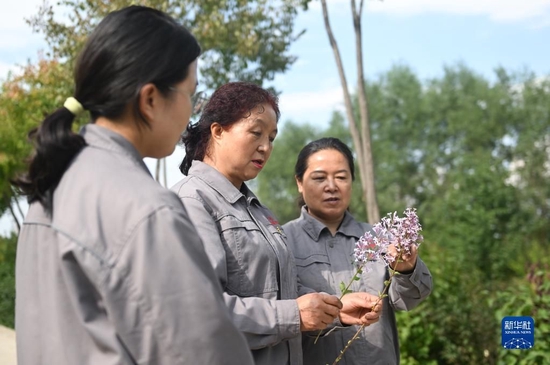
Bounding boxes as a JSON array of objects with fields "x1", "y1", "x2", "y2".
[{"x1": 501, "y1": 316, "x2": 534, "y2": 349}]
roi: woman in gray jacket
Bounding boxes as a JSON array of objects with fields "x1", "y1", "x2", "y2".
[
  {"x1": 283, "y1": 138, "x2": 433, "y2": 365},
  {"x1": 12, "y1": 7, "x2": 253, "y2": 365},
  {"x1": 172, "y1": 82, "x2": 382, "y2": 365}
]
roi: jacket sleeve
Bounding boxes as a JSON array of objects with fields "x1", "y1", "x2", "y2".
[
  {"x1": 102, "y1": 205, "x2": 254, "y2": 365},
  {"x1": 388, "y1": 256, "x2": 433, "y2": 311},
  {"x1": 181, "y1": 196, "x2": 301, "y2": 350}
]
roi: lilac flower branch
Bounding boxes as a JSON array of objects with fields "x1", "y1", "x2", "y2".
[
  {"x1": 330, "y1": 208, "x2": 423, "y2": 365},
  {"x1": 331, "y1": 261, "x2": 400, "y2": 365}
]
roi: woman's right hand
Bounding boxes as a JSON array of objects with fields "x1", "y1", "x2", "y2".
[
  {"x1": 297, "y1": 293, "x2": 342, "y2": 331},
  {"x1": 339, "y1": 292, "x2": 382, "y2": 326}
]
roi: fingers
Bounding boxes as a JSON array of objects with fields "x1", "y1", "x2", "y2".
[
  {"x1": 360, "y1": 311, "x2": 381, "y2": 325},
  {"x1": 323, "y1": 301, "x2": 341, "y2": 319},
  {"x1": 341, "y1": 292, "x2": 378, "y2": 309},
  {"x1": 321, "y1": 293, "x2": 343, "y2": 309},
  {"x1": 401, "y1": 245, "x2": 417, "y2": 262},
  {"x1": 297, "y1": 293, "x2": 341, "y2": 331},
  {"x1": 338, "y1": 292, "x2": 384, "y2": 326},
  {"x1": 388, "y1": 243, "x2": 419, "y2": 272},
  {"x1": 387, "y1": 244, "x2": 397, "y2": 257},
  {"x1": 388, "y1": 243, "x2": 418, "y2": 259},
  {"x1": 298, "y1": 292, "x2": 386, "y2": 330}
]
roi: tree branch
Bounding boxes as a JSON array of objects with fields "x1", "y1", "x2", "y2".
[
  {"x1": 351, "y1": 0, "x2": 380, "y2": 223},
  {"x1": 155, "y1": 158, "x2": 161, "y2": 182},
  {"x1": 8, "y1": 202, "x2": 21, "y2": 234},
  {"x1": 320, "y1": 0, "x2": 367, "y2": 186},
  {"x1": 162, "y1": 157, "x2": 168, "y2": 187},
  {"x1": 13, "y1": 193, "x2": 25, "y2": 219}
]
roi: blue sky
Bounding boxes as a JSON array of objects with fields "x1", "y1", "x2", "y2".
[
  {"x1": 1, "y1": 0, "x2": 549, "y2": 234},
  {"x1": 271, "y1": 0, "x2": 549, "y2": 126}
]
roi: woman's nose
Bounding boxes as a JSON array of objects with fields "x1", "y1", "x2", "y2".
[
  {"x1": 324, "y1": 178, "x2": 337, "y2": 191},
  {"x1": 257, "y1": 138, "x2": 271, "y2": 152}
]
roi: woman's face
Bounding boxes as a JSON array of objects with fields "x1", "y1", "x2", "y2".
[
  {"x1": 297, "y1": 149, "x2": 353, "y2": 224},
  {"x1": 150, "y1": 59, "x2": 198, "y2": 158},
  {"x1": 209, "y1": 103, "x2": 278, "y2": 188}
]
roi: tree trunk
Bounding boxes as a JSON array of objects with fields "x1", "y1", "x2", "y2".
[
  {"x1": 8, "y1": 202, "x2": 21, "y2": 234},
  {"x1": 13, "y1": 193, "x2": 25, "y2": 219},
  {"x1": 155, "y1": 158, "x2": 161, "y2": 183},
  {"x1": 320, "y1": 0, "x2": 380, "y2": 223},
  {"x1": 162, "y1": 158, "x2": 168, "y2": 187}
]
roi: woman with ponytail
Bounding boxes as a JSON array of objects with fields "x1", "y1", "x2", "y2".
[
  {"x1": 172, "y1": 82, "x2": 381, "y2": 365},
  {"x1": 12, "y1": 6, "x2": 253, "y2": 365}
]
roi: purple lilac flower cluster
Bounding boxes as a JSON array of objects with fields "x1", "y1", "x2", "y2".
[{"x1": 354, "y1": 208, "x2": 423, "y2": 271}]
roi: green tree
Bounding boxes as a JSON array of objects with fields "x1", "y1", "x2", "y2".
[
  {"x1": 257, "y1": 63, "x2": 550, "y2": 363},
  {"x1": 0, "y1": 0, "x2": 307, "y2": 223},
  {"x1": 30, "y1": 0, "x2": 305, "y2": 89},
  {"x1": 0, "y1": 58, "x2": 73, "y2": 220},
  {"x1": 256, "y1": 121, "x2": 319, "y2": 224},
  {"x1": 495, "y1": 265, "x2": 550, "y2": 364},
  {"x1": 499, "y1": 70, "x2": 550, "y2": 259},
  {"x1": 255, "y1": 115, "x2": 367, "y2": 224},
  {"x1": 0, "y1": 234, "x2": 17, "y2": 328}
]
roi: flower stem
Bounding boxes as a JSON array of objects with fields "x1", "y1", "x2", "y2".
[
  {"x1": 331, "y1": 254, "x2": 403, "y2": 365},
  {"x1": 313, "y1": 265, "x2": 363, "y2": 344}
]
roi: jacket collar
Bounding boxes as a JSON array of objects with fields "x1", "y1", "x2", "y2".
[
  {"x1": 300, "y1": 205, "x2": 366, "y2": 241},
  {"x1": 80, "y1": 124, "x2": 150, "y2": 175},
  {"x1": 187, "y1": 160, "x2": 259, "y2": 205}
]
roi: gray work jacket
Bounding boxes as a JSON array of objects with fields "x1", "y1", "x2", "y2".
[
  {"x1": 15, "y1": 124, "x2": 253, "y2": 365},
  {"x1": 283, "y1": 207, "x2": 433, "y2": 365},
  {"x1": 172, "y1": 160, "x2": 302, "y2": 365}
]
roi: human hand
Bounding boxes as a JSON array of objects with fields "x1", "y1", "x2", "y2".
[
  {"x1": 297, "y1": 293, "x2": 342, "y2": 331},
  {"x1": 339, "y1": 292, "x2": 382, "y2": 326},
  {"x1": 388, "y1": 243, "x2": 418, "y2": 273}
]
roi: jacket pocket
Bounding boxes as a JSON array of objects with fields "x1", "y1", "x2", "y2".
[
  {"x1": 294, "y1": 254, "x2": 334, "y2": 295},
  {"x1": 265, "y1": 224, "x2": 298, "y2": 299},
  {"x1": 218, "y1": 215, "x2": 279, "y2": 297}
]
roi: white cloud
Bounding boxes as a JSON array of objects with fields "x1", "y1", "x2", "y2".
[
  {"x1": 279, "y1": 86, "x2": 345, "y2": 125},
  {"x1": 0, "y1": 62, "x2": 15, "y2": 80},
  {"x1": 366, "y1": 0, "x2": 550, "y2": 24},
  {"x1": 0, "y1": 0, "x2": 44, "y2": 47},
  {"x1": 0, "y1": 0, "x2": 47, "y2": 81},
  {"x1": 306, "y1": 0, "x2": 550, "y2": 26}
]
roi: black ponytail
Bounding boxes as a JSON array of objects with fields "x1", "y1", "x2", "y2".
[
  {"x1": 12, "y1": 108, "x2": 86, "y2": 210},
  {"x1": 11, "y1": 6, "x2": 200, "y2": 211},
  {"x1": 180, "y1": 122, "x2": 209, "y2": 175}
]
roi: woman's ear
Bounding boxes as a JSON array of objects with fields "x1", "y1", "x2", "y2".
[
  {"x1": 138, "y1": 83, "x2": 160, "y2": 124},
  {"x1": 210, "y1": 122, "x2": 224, "y2": 141},
  {"x1": 295, "y1": 176, "x2": 304, "y2": 194}
]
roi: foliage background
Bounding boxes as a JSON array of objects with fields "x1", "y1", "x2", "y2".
[{"x1": 255, "y1": 64, "x2": 550, "y2": 364}]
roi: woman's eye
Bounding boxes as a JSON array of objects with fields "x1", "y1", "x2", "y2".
[{"x1": 251, "y1": 131, "x2": 261, "y2": 137}]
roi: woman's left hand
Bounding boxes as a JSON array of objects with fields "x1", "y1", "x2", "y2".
[{"x1": 388, "y1": 244, "x2": 418, "y2": 273}]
